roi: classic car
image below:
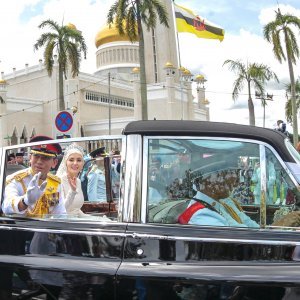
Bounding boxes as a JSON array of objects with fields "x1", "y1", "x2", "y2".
[{"x1": 0, "y1": 120, "x2": 300, "y2": 300}]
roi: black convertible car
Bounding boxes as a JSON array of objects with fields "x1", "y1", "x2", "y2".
[{"x1": 0, "y1": 120, "x2": 300, "y2": 300}]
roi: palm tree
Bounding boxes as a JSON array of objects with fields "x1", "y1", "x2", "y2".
[
  {"x1": 34, "y1": 20, "x2": 87, "y2": 111},
  {"x1": 107, "y1": 0, "x2": 169, "y2": 120},
  {"x1": 285, "y1": 78, "x2": 300, "y2": 125},
  {"x1": 223, "y1": 59, "x2": 279, "y2": 126},
  {"x1": 263, "y1": 9, "x2": 300, "y2": 146}
]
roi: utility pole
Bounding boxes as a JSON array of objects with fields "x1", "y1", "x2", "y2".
[{"x1": 255, "y1": 91, "x2": 273, "y2": 128}]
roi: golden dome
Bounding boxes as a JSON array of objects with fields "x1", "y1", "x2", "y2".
[
  {"x1": 132, "y1": 67, "x2": 140, "y2": 73},
  {"x1": 183, "y1": 69, "x2": 191, "y2": 75},
  {"x1": 196, "y1": 74, "x2": 205, "y2": 80},
  {"x1": 66, "y1": 23, "x2": 77, "y2": 30},
  {"x1": 165, "y1": 62, "x2": 174, "y2": 68},
  {"x1": 178, "y1": 66, "x2": 186, "y2": 72},
  {"x1": 0, "y1": 79, "x2": 7, "y2": 85},
  {"x1": 95, "y1": 21, "x2": 138, "y2": 48}
]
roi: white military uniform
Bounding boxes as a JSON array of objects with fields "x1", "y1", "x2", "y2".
[
  {"x1": 3, "y1": 167, "x2": 66, "y2": 216},
  {"x1": 87, "y1": 166, "x2": 107, "y2": 202}
]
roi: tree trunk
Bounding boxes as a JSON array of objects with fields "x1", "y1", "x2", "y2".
[
  {"x1": 136, "y1": 3, "x2": 148, "y2": 121},
  {"x1": 247, "y1": 80, "x2": 255, "y2": 126},
  {"x1": 58, "y1": 63, "x2": 65, "y2": 111},
  {"x1": 286, "y1": 52, "x2": 299, "y2": 146}
]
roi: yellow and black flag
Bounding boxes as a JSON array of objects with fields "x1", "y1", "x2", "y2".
[{"x1": 174, "y1": 3, "x2": 225, "y2": 42}]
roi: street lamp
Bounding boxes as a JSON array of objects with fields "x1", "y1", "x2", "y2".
[
  {"x1": 71, "y1": 105, "x2": 78, "y2": 115},
  {"x1": 255, "y1": 91, "x2": 273, "y2": 128}
]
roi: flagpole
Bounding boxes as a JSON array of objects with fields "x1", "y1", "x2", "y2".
[
  {"x1": 171, "y1": 0, "x2": 185, "y2": 119},
  {"x1": 171, "y1": 0, "x2": 182, "y2": 69}
]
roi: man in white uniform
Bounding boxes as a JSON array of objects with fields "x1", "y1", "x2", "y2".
[
  {"x1": 2, "y1": 135, "x2": 66, "y2": 217},
  {"x1": 87, "y1": 147, "x2": 108, "y2": 202}
]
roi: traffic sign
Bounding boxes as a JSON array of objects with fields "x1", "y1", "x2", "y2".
[{"x1": 55, "y1": 111, "x2": 73, "y2": 132}]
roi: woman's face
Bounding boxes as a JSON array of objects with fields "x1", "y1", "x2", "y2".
[{"x1": 66, "y1": 153, "x2": 84, "y2": 177}]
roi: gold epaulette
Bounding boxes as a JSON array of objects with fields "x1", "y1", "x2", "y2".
[
  {"x1": 47, "y1": 173, "x2": 61, "y2": 184},
  {"x1": 6, "y1": 169, "x2": 30, "y2": 186}
]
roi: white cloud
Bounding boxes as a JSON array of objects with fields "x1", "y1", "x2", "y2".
[
  {"x1": 0, "y1": 0, "x2": 110, "y2": 73},
  {"x1": 179, "y1": 3, "x2": 300, "y2": 131}
]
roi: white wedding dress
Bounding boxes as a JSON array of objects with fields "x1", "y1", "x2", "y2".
[{"x1": 61, "y1": 174, "x2": 85, "y2": 217}]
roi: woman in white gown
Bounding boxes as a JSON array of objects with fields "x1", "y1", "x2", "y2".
[{"x1": 56, "y1": 143, "x2": 86, "y2": 217}]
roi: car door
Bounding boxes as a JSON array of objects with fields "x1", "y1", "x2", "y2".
[
  {"x1": 117, "y1": 134, "x2": 300, "y2": 300},
  {"x1": 0, "y1": 136, "x2": 126, "y2": 300}
]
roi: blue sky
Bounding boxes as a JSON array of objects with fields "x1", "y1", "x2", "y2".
[
  {"x1": 187, "y1": 0, "x2": 300, "y2": 34},
  {"x1": 0, "y1": 0, "x2": 299, "y2": 130},
  {"x1": 20, "y1": 0, "x2": 48, "y2": 23}
]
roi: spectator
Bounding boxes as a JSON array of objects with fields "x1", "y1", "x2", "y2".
[
  {"x1": 275, "y1": 120, "x2": 289, "y2": 138},
  {"x1": 7, "y1": 153, "x2": 16, "y2": 165},
  {"x1": 87, "y1": 147, "x2": 108, "y2": 202},
  {"x1": 15, "y1": 152, "x2": 26, "y2": 167},
  {"x1": 111, "y1": 150, "x2": 121, "y2": 199}
]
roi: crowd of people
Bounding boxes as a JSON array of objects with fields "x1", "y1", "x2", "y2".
[
  {"x1": 2, "y1": 135, "x2": 121, "y2": 218},
  {"x1": 7, "y1": 152, "x2": 27, "y2": 166}
]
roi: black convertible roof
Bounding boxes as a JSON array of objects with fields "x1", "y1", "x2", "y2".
[{"x1": 123, "y1": 120, "x2": 294, "y2": 162}]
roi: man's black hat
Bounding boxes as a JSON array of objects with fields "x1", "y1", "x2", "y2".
[
  {"x1": 16, "y1": 152, "x2": 24, "y2": 157},
  {"x1": 89, "y1": 147, "x2": 108, "y2": 158},
  {"x1": 29, "y1": 135, "x2": 62, "y2": 157}
]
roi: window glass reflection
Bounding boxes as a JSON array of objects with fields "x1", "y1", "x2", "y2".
[{"x1": 147, "y1": 138, "x2": 299, "y2": 229}]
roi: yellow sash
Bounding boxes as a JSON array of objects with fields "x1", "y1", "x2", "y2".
[{"x1": 27, "y1": 174, "x2": 60, "y2": 217}]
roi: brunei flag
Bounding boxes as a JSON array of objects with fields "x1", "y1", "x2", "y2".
[{"x1": 174, "y1": 3, "x2": 225, "y2": 42}]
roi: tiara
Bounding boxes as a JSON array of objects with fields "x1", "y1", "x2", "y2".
[{"x1": 64, "y1": 143, "x2": 85, "y2": 156}]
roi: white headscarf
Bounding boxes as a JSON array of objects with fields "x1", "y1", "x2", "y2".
[{"x1": 56, "y1": 143, "x2": 84, "y2": 177}]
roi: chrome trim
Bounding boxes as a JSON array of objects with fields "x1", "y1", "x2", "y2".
[
  {"x1": 123, "y1": 135, "x2": 143, "y2": 222},
  {"x1": 141, "y1": 138, "x2": 149, "y2": 223},
  {"x1": 126, "y1": 230, "x2": 300, "y2": 246},
  {"x1": 0, "y1": 223, "x2": 127, "y2": 237},
  {"x1": 0, "y1": 147, "x2": 4, "y2": 204},
  {"x1": 1, "y1": 223, "x2": 299, "y2": 247},
  {"x1": 1, "y1": 135, "x2": 124, "y2": 152},
  {"x1": 1, "y1": 135, "x2": 126, "y2": 220},
  {"x1": 117, "y1": 136, "x2": 126, "y2": 221},
  {"x1": 260, "y1": 145, "x2": 267, "y2": 228}
]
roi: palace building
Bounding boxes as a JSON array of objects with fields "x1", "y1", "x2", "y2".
[{"x1": 0, "y1": 0, "x2": 209, "y2": 147}]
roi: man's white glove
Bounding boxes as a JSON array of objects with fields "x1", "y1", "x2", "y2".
[{"x1": 24, "y1": 172, "x2": 47, "y2": 207}]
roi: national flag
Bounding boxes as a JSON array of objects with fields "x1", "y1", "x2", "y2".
[{"x1": 174, "y1": 3, "x2": 225, "y2": 42}]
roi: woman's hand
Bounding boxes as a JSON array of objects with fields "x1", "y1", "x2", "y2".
[{"x1": 68, "y1": 176, "x2": 77, "y2": 192}]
